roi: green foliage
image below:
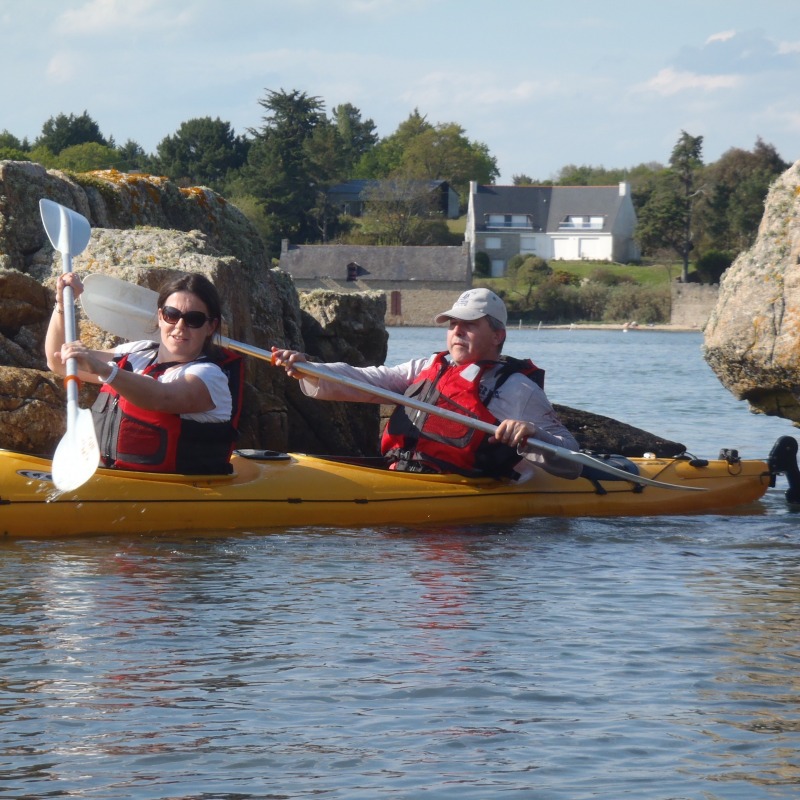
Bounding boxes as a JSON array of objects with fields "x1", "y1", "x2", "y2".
[
  {"x1": 155, "y1": 117, "x2": 248, "y2": 191},
  {"x1": 241, "y1": 89, "x2": 346, "y2": 256},
  {"x1": 332, "y1": 103, "x2": 378, "y2": 172},
  {"x1": 0, "y1": 130, "x2": 27, "y2": 151},
  {"x1": 695, "y1": 138, "x2": 788, "y2": 254},
  {"x1": 601, "y1": 284, "x2": 670, "y2": 324},
  {"x1": 0, "y1": 147, "x2": 30, "y2": 161},
  {"x1": 694, "y1": 250, "x2": 733, "y2": 284},
  {"x1": 588, "y1": 267, "x2": 636, "y2": 286},
  {"x1": 35, "y1": 111, "x2": 107, "y2": 154},
  {"x1": 55, "y1": 142, "x2": 125, "y2": 171},
  {"x1": 473, "y1": 251, "x2": 491, "y2": 277}
]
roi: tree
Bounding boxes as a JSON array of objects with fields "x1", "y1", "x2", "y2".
[
  {"x1": 354, "y1": 109, "x2": 432, "y2": 179},
  {"x1": 358, "y1": 177, "x2": 444, "y2": 245},
  {"x1": 332, "y1": 103, "x2": 378, "y2": 172},
  {"x1": 399, "y1": 122, "x2": 499, "y2": 200},
  {"x1": 154, "y1": 117, "x2": 249, "y2": 190},
  {"x1": 116, "y1": 139, "x2": 152, "y2": 172},
  {"x1": 696, "y1": 138, "x2": 788, "y2": 254},
  {"x1": 242, "y1": 89, "x2": 344, "y2": 255},
  {"x1": 0, "y1": 130, "x2": 27, "y2": 151},
  {"x1": 636, "y1": 131, "x2": 703, "y2": 281},
  {"x1": 35, "y1": 111, "x2": 107, "y2": 154}
]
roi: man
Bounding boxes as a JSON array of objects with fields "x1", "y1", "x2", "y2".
[{"x1": 273, "y1": 288, "x2": 580, "y2": 481}]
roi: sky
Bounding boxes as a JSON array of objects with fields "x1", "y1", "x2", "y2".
[{"x1": 1, "y1": 0, "x2": 799, "y2": 184}]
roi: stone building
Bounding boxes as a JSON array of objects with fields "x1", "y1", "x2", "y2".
[{"x1": 278, "y1": 240, "x2": 472, "y2": 326}]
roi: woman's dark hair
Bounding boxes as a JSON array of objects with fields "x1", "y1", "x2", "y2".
[{"x1": 157, "y1": 273, "x2": 223, "y2": 354}]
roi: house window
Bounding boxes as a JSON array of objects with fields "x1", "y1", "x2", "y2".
[
  {"x1": 486, "y1": 214, "x2": 532, "y2": 229},
  {"x1": 485, "y1": 237, "x2": 502, "y2": 249},
  {"x1": 560, "y1": 215, "x2": 604, "y2": 230},
  {"x1": 391, "y1": 291, "x2": 402, "y2": 316},
  {"x1": 520, "y1": 236, "x2": 536, "y2": 254}
]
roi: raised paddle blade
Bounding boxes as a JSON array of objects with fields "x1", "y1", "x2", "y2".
[
  {"x1": 39, "y1": 198, "x2": 92, "y2": 257},
  {"x1": 80, "y1": 273, "x2": 705, "y2": 492},
  {"x1": 81, "y1": 273, "x2": 158, "y2": 341},
  {"x1": 39, "y1": 199, "x2": 99, "y2": 493},
  {"x1": 51, "y1": 407, "x2": 101, "y2": 492}
]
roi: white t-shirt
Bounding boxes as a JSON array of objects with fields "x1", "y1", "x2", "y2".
[{"x1": 113, "y1": 341, "x2": 232, "y2": 423}]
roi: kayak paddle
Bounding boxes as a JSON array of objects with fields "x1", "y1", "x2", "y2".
[
  {"x1": 79, "y1": 272, "x2": 703, "y2": 491},
  {"x1": 39, "y1": 199, "x2": 100, "y2": 491}
]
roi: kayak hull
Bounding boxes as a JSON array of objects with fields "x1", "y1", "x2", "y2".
[{"x1": 0, "y1": 447, "x2": 773, "y2": 539}]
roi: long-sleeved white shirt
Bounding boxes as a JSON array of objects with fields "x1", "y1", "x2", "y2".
[{"x1": 298, "y1": 355, "x2": 581, "y2": 481}]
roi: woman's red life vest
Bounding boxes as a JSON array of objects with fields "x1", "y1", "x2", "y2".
[
  {"x1": 380, "y1": 352, "x2": 545, "y2": 478},
  {"x1": 91, "y1": 343, "x2": 244, "y2": 474}
]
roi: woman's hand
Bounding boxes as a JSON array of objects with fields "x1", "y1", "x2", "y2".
[
  {"x1": 271, "y1": 348, "x2": 308, "y2": 379},
  {"x1": 56, "y1": 273, "x2": 84, "y2": 307},
  {"x1": 58, "y1": 340, "x2": 107, "y2": 379}
]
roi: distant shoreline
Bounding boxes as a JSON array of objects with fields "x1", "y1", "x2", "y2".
[{"x1": 389, "y1": 322, "x2": 703, "y2": 333}]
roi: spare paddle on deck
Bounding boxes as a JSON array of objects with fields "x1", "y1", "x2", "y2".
[
  {"x1": 80, "y1": 272, "x2": 703, "y2": 491},
  {"x1": 39, "y1": 199, "x2": 100, "y2": 491}
]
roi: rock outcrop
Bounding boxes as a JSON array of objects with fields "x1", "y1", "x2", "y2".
[{"x1": 704, "y1": 161, "x2": 800, "y2": 424}]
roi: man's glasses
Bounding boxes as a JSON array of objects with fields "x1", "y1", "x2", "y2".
[{"x1": 160, "y1": 305, "x2": 210, "y2": 329}]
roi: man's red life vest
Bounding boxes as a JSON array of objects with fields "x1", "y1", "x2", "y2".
[
  {"x1": 380, "y1": 352, "x2": 545, "y2": 478},
  {"x1": 91, "y1": 344, "x2": 244, "y2": 474}
]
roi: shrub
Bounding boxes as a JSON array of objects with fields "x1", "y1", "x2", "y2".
[
  {"x1": 695, "y1": 250, "x2": 733, "y2": 284},
  {"x1": 602, "y1": 284, "x2": 670, "y2": 324},
  {"x1": 474, "y1": 251, "x2": 491, "y2": 277}
]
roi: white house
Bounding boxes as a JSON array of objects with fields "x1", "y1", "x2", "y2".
[{"x1": 465, "y1": 181, "x2": 640, "y2": 276}]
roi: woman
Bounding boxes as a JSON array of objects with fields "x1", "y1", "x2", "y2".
[{"x1": 45, "y1": 272, "x2": 242, "y2": 474}]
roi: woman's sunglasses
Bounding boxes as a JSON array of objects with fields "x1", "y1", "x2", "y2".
[{"x1": 160, "y1": 305, "x2": 211, "y2": 329}]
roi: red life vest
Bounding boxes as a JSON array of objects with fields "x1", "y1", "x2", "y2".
[
  {"x1": 380, "y1": 352, "x2": 545, "y2": 478},
  {"x1": 91, "y1": 344, "x2": 244, "y2": 474}
]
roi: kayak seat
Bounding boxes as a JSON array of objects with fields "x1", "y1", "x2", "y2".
[
  {"x1": 234, "y1": 449, "x2": 292, "y2": 461},
  {"x1": 579, "y1": 453, "x2": 642, "y2": 494}
]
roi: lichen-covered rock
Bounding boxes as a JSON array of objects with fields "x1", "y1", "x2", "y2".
[{"x1": 704, "y1": 161, "x2": 800, "y2": 423}]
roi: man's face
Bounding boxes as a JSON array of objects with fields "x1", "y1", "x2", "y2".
[{"x1": 446, "y1": 316, "x2": 505, "y2": 365}]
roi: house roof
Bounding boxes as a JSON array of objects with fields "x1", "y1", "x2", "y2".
[
  {"x1": 472, "y1": 184, "x2": 629, "y2": 232},
  {"x1": 279, "y1": 243, "x2": 470, "y2": 282}
]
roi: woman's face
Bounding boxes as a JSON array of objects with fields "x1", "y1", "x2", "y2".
[{"x1": 157, "y1": 291, "x2": 217, "y2": 362}]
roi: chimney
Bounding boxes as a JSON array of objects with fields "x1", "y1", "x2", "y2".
[{"x1": 619, "y1": 182, "x2": 630, "y2": 197}]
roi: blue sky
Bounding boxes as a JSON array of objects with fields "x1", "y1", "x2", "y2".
[{"x1": 2, "y1": 0, "x2": 798, "y2": 183}]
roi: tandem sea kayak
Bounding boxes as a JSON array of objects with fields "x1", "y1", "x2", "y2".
[{"x1": 2, "y1": 437, "x2": 797, "y2": 539}]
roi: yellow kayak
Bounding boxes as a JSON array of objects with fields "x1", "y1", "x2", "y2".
[{"x1": 1, "y1": 442, "x2": 788, "y2": 539}]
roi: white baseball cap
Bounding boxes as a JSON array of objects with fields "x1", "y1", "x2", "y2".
[{"x1": 434, "y1": 288, "x2": 508, "y2": 326}]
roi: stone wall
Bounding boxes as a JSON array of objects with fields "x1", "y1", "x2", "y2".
[{"x1": 670, "y1": 282, "x2": 719, "y2": 329}]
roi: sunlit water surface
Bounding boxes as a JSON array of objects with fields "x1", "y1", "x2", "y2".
[{"x1": 1, "y1": 329, "x2": 798, "y2": 799}]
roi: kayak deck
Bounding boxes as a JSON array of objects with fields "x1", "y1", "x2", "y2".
[{"x1": 0, "y1": 445, "x2": 779, "y2": 539}]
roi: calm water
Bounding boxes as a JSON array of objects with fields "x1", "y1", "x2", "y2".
[{"x1": 1, "y1": 329, "x2": 798, "y2": 799}]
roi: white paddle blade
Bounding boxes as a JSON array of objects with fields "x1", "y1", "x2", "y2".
[
  {"x1": 51, "y1": 408, "x2": 100, "y2": 491},
  {"x1": 81, "y1": 273, "x2": 159, "y2": 341},
  {"x1": 39, "y1": 199, "x2": 92, "y2": 256}
]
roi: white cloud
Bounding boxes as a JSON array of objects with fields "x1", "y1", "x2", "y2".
[
  {"x1": 637, "y1": 67, "x2": 741, "y2": 96},
  {"x1": 45, "y1": 51, "x2": 83, "y2": 85},
  {"x1": 58, "y1": 0, "x2": 192, "y2": 36},
  {"x1": 706, "y1": 30, "x2": 736, "y2": 45},
  {"x1": 777, "y1": 40, "x2": 800, "y2": 54}
]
